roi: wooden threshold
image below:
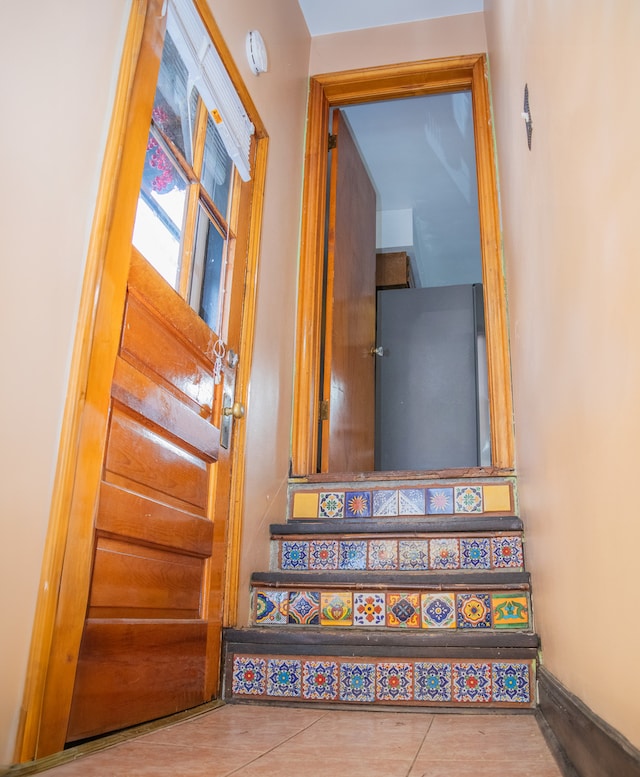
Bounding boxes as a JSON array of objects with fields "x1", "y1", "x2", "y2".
[{"x1": 291, "y1": 467, "x2": 516, "y2": 484}]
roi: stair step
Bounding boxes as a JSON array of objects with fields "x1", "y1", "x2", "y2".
[
  {"x1": 273, "y1": 515, "x2": 523, "y2": 534},
  {"x1": 253, "y1": 570, "x2": 530, "y2": 587},
  {"x1": 224, "y1": 627, "x2": 537, "y2": 708}
]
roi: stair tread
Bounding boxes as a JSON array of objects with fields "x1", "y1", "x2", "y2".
[
  {"x1": 273, "y1": 516, "x2": 523, "y2": 535},
  {"x1": 252, "y1": 570, "x2": 530, "y2": 588}
]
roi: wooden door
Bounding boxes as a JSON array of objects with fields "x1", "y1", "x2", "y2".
[
  {"x1": 66, "y1": 250, "x2": 233, "y2": 741},
  {"x1": 321, "y1": 109, "x2": 377, "y2": 473}
]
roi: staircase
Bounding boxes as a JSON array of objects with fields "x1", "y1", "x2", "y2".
[{"x1": 223, "y1": 474, "x2": 538, "y2": 709}]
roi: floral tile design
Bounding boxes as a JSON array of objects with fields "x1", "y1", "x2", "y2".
[
  {"x1": 421, "y1": 593, "x2": 456, "y2": 629},
  {"x1": 414, "y1": 662, "x2": 452, "y2": 702},
  {"x1": 398, "y1": 540, "x2": 429, "y2": 570},
  {"x1": 281, "y1": 541, "x2": 309, "y2": 570},
  {"x1": 308, "y1": 539, "x2": 339, "y2": 570},
  {"x1": 429, "y1": 537, "x2": 460, "y2": 570},
  {"x1": 460, "y1": 538, "x2": 491, "y2": 569},
  {"x1": 376, "y1": 662, "x2": 413, "y2": 701},
  {"x1": 454, "y1": 486, "x2": 483, "y2": 513},
  {"x1": 232, "y1": 656, "x2": 266, "y2": 696},
  {"x1": 491, "y1": 536, "x2": 524, "y2": 568},
  {"x1": 255, "y1": 589, "x2": 288, "y2": 625},
  {"x1": 457, "y1": 593, "x2": 492, "y2": 629},
  {"x1": 353, "y1": 592, "x2": 386, "y2": 626},
  {"x1": 426, "y1": 487, "x2": 454, "y2": 514},
  {"x1": 452, "y1": 662, "x2": 492, "y2": 703},
  {"x1": 267, "y1": 658, "x2": 301, "y2": 697},
  {"x1": 372, "y1": 489, "x2": 399, "y2": 517},
  {"x1": 338, "y1": 540, "x2": 367, "y2": 570},
  {"x1": 492, "y1": 593, "x2": 530, "y2": 629},
  {"x1": 288, "y1": 591, "x2": 320, "y2": 625},
  {"x1": 398, "y1": 488, "x2": 426, "y2": 515},
  {"x1": 319, "y1": 492, "x2": 345, "y2": 519},
  {"x1": 368, "y1": 539, "x2": 398, "y2": 570},
  {"x1": 387, "y1": 592, "x2": 421, "y2": 628},
  {"x1": 302, "y1": 660, "x2": 339, "y2": 700},
  {"x1": 320, "y1": 591, "x2": 353, "y2": 626},
  {"x1": 492, "y1": 662, "x2": 531, "y2": 704},
  {"x1": 340, "y1": 662, "x2": 375, "y2": 702},
  {"x1": 345, "y1": 491, "x2": 372, "y2": 518}
]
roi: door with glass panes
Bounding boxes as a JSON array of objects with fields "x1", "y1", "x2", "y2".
[{"x1": 65, "y1": 0, "x2": 255, "y2": 742}]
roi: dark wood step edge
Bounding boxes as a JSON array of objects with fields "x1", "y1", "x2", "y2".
[
  {"x1": 251, "y1": 570, "x2": 531, "y2": 589},
  {"x1": 272, "y1": 516, "x2": 523, "y2": 535}
]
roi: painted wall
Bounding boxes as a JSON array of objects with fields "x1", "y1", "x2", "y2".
[
  {"x1": 0, "y1": 0, "x2": 309, "y2": 766},
  {"x1": 485, "y1": 0, "x2": 640, "y2": 749}
]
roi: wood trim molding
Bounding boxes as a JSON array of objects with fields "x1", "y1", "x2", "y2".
[
  {"x1": 291, "y1": 54, "x2": 514, "y2": 475},
  {"x1": 538, "y1": 666, "x2": 640, "y2": 777}
]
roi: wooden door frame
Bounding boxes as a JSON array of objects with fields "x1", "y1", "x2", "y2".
[
  {"x1": 15, "y1": 0, "x2": 267, "y2": 761},
  {"x1": 291, "y1": 54, "x2": 514, "y2": 475}
]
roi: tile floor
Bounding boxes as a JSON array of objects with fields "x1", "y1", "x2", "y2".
[{"x1": 40, "y1": 704, "x2": 564, "y2": 776}]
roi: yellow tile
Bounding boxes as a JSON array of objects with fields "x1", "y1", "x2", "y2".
[
  {"x1": 482, "y1": 484, "x2": 511, "y2": 512},
  {"x1": 292, "y1": 492, "x2": 319, "y2": 519}
]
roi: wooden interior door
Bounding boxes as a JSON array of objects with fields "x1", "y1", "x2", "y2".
[
  {"x1": 321, "y1": 109, "x2": 377, "y2": 473},
  {"x1": 66, "y1": 250, "x2": 233, "y2": 741}
]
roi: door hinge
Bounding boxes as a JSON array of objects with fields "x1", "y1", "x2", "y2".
[
  {"x1": 319, "y1": 399, "x2": 329, "y2": 421},
  {"x1": 328, "y1": 133, "x2": 337, "y2": 151}
]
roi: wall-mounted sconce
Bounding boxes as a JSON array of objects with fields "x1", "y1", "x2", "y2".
[{"x1": 246, "y1": 30, "x2": 268, "y2": 75}]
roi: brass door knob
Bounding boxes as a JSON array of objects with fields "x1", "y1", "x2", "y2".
[{"x1": 223, "y1": 402, "x2": 245, "y2": 419}]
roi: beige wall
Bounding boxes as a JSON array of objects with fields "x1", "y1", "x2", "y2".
[
  {"x1": 485, "y1": 0, "x2": 640, "y2": 749},
  {"x1": 309, "y1": 13, "x2": 486, "y2": 74}
]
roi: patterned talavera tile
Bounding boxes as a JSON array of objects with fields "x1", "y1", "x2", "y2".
[
  {"x1": 308, "y1": 540, "x2": 339, "y2": 570},
  {"x1": 372, "y1": 489, "x2": 399, "y2": 517},
  {"x1": 452, "y1": 662, "x2": 492, "y2": 703},
  {"x1": 291, "y1": 492, "x2": 319, "y2": 519},
  {"x1": 492, "y1": 593, "x2": 530, "y2": 629},
  {"x1": 280, "y1": 541, "x2": 309, "y2": 570},
  {"x1": 319, "y1": 492, "x2": 345, "y2": 519},
  {"x1": 302, "y1": 660, "x2": 339, "y2": 700},
  {"x1": 454, "y1": 486, "x2": 483, "y2": 513},
  {"x1": 492, "y1": 662, "x2": 531, "y2": 704},
  {"x1": 398, "y1": 540, "x2": 429, "y2": 570},
  {"x1": 345, "y1": 491, "x2": 372, "y2": 518},
  {"x1": 387, "y1": 592, "x2": 421, "y2": 628},
  {"x1": 232, "y1": 656, "x2": 267, "y2": 696},
  {"x1": 255, "y1": 590, "x2": 288, "y2": 624},
  {"x1": 398, "y1": 488, "x2": 426, "y2": 515},
  {"x1": 460, "y1": 538, "x2": 491, "y2": 569},
  {"x1": 457, "y1": 593, "x2": 492, "y2": 629},
  {"x1": 426, "y1": 487, "x2": 454, "y2": 514},
  {"x1": 288, "y1": 591, "x2": 320, "y2": 625},
  {"x1": 320, "y1": 591, "x2": 353, "y2": 626},
  {"x1": 267, "y1": 658, "x2": 301, "y2": 697},
  {"x1": 491, "y1": 536, "x2": 524, "y2": 568},
  {"x1": 429, "y1": 538, "x2": 460, "y2": 570},
  {"x1": 368, "y1": 539, "x2": 398, "y2": 570},
  {"x1": 340, "y1": 662, "x2": 375, "y2": 702},
  {"x1": 353, "y1": 592, "x2": 386, "y2": 626},
  {"x1": 338, "y1": 540, "x2": 367, "y2": 570},
  {"x1": 421, "y1": 593, "x2": 456, "y2": 629},
  {"x1": 414, "y1": 662, "x2": 452, "y2": 702},
  {"x1": 376, "y1": 662, "x2": 413, "y2": 701}
]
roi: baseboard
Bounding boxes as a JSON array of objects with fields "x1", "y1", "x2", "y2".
[{"x1": 538, "y1": 666, "x2": 640, "y2": 777}]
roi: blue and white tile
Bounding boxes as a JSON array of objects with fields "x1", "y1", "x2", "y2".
[
  {"x1": 452, "y1": 662, "x2": 492, "y2": 703},
  {"x1": 280, "y1": 541, "x2": 309, "y2": 570},
  {"x1": 426, "y1": 487, "x2": 454, "y2": 514},
  {"x1": 399, "y1": 540, "x2": 429, "y2": 570},
  {"x1": 319, "y1": 492, "x2": 345, "y2": 519},
  {"x1": 414, "y1": 662, "x2": 452, "y2": 702},
  {"x1": 454, "y1": 485, "x2": 483, "y2": 513},
  {"x1": 302, "y1": 660, "x2": 339, "y2": 700},
  {"x1": 376, "y1": 662, "x2": 413, "y2": 701},
  {"x1": 492, "y1": 662, "x2": 531, "y2": 704},
  {"x1": 340, "y1": 662, "x2": 375, "y2": 702},
  {"x1": 338, "y1": 540, "x2": 367, "y2": 570},
  {"x1": 429, "y1": 537, "x2": 460, "y2": 569},
  {"x1": 460, "y1": 537, "x2": 491, "y2": 569},
  {"x1": 345, "y1": 491, "x2": 372, "y2": 518},
  {"x1": 368, "y1": 539, "x2": 398, "y2": 570},
  {"x1": 232, "y1": 656, "x2": 266, "y2": 696},
  {"x1": 372, "y1": 489, "x2": 399, "y2": 517},
  {"x1": 308, "y1": 539, "x2": 339, "y2": 570},
  {"x1": 267, "y1": 658, "x2": 302, "y2": 697},
  {"x1": 491, "y1": 535, "x2": 524, "y2": 568},
  {"x1": 398, "y1": 488, "x2": 426, "y2": 515}
]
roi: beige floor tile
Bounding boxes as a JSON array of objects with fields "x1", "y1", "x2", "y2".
[
  {"x1": 408, "y1": 758, "x2": 563, "y2": 777},
  {"x1": 230, "y1": 751, "x2": 414, "y2": 777}
]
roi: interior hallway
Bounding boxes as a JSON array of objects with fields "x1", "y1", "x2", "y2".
[{"x1": 38, "y1": 704, "x2": 563, "y2": 776}]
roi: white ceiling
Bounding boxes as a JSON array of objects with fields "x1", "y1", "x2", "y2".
[{"x1": 297, "y1": 0, "x2": 483, "y2": 37}]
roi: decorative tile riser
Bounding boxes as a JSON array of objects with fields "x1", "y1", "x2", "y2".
[
  {"x1": 254, "y1": 588, "x2": 531, "y2": 630},
  {"x1": 274, "y1": 534, "x2": 523, "y2": 572},
  {"x1": 230, "y1": 653, "x2": 535, "y2": 708},
  {"x1": 289, "y1": 481, "x2": 514, "y2": 520}
]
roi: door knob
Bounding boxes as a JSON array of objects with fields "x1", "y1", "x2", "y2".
[
  {"x1": 223, "y1": 402, "x2": 245, "y2": 419},
  {"x1": 370, "y1": 346, "x2": 384, "y2": 357}
]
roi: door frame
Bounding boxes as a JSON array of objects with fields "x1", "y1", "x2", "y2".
[
  {"x1": 292, "y1": 54, "x2": 514, "y2": 475},
  {"x1": 16, "y1": 0, "x2": 267, "y2": 760}
]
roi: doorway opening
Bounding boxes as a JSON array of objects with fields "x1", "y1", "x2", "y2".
[{"x1": 292, "y1": 55, "x2": 514, "y2": 477}]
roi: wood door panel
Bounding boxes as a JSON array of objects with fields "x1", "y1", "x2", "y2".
[
  {"x1": 105, "y1": 407, "x2": 209, "y2": 511},
  {"x1": 96, "y1": 482, "x2": 213, "y2": 557},
  {"x1": 88, "y1": 537, "x2": 202, "y2": 617},
  {"x1": 121, "y1": 292, "x2": 216, "y2": 416},
  {"x1": 66, "y1": 620, "x2": 208, "y2": 742},
  {"x1": 112, "y1": 356, "x2": 219, "y2": 461}
]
